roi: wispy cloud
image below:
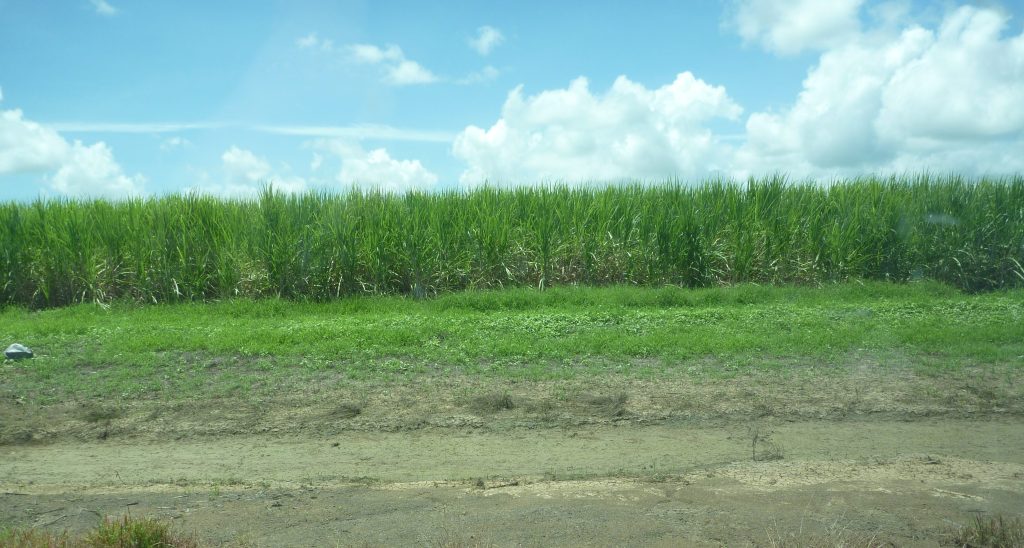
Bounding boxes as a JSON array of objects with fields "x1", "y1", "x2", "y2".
[
  {"x1": 457, "y1": 65, "x2": 500, "y2": 85},
  {"x1": 50, "y1": 121, "x2": 221, "y2": 133},
  {"x1": 384, "y1": 59, "x2": 438, "y2": 85},
  {"x1": 159, "y1": 136, "x2": 192, "y2": 151},
  {"x1": 296, "y1": 32, "x2": 333, "y2": 51},
  {"x1": 348, "y1": 43, "x2": 403, "y2": 63},
  {"x1": 346, "y1": 43, "x2": 439, "y2": 85},
  {"x1": 255, "y1": 124, "x2": 454, "y2": 143},
  {"x1": 90, "y1": 0, "x2": 118, "y2": 16},
  {"x1": 43, "y1": 120, "x2": 454, "y2": 143},
  {"x1": 296, "y1": 33, "x2": 440, "y2": 86},
  {"x1": 469, "y1": 26, "x2": 504, "y2": 56}
]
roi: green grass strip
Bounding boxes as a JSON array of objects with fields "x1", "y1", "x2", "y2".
[{"x1": 2, "y1": 283, "x2": 1021, "y2": 401}]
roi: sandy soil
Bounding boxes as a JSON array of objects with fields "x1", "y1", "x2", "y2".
[{"x1": 2, "y1": 418, "x2": 1023, "y2": 546}]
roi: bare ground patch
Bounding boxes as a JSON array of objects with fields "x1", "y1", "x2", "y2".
[{"x1": 2, "y1": 356, "x2": 1021, "y2": 445}]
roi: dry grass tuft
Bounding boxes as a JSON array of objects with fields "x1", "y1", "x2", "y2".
[
  {"x1": 583, "y1": 392, "x2": 629, "y2": 418},
  {"x1": 765, "y1": 515, "x2": 892, "y2": 547},
  {"x1": 0, "y1": 527, "x2": 73, "y2": 548}
]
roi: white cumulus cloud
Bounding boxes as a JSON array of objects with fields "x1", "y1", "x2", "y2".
[
  {"x1": 50, "y1": 142, "x2": 143, "y2": 197},
  {"x1": 0, "y1": 106, "x2": 143, "y2": 197},
  {"x1": 0, "y1": 109, "x2": 69, "y2": 173},
  {"x1": 735, "y1": 5, "x2": 1024, "y2": 178},
  {"x1": 314, "y1": 140, "x2": 439, "y2": 192},
  {"x1": 453, "y1": 72, "x2": 742, "y2": 186},
  {"x1": 728, "y1": 0, "x2": 864, "y2": 55},
  {"x1": 876, "y1": 7, "x2": 1024, "y2": 141},
  {"x1": 469, "y1": 26, "x2": 505, "y2": 56},
  {"x1": 223, "y1": 146, "x2": 272, "y2": 183},
  {"x1": 455, "y1": 4, "x2": 1024, "y2": 184},
  {"x1": 192, "y1": 146, "x2": 307, "y2": 197}
]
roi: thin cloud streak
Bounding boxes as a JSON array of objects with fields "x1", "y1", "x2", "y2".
[
  {"x1": 254, "y1": 124, "x2": 455, "y2": 143},
  {"x1": 50, "y1": 122, "x2": 224, "y2": 133},
  {"x1": 44, "y1": 122, "x2": 454, "y2": 143}
]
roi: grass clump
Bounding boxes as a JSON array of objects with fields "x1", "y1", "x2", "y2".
[
  {"x1": 328, "y1": 402, "x2": 363, "y2": 419},
  {"x1": 469, "y1": 391, "x2": 515, "y2": 413},
  {"x1": 949, "y1": 514, "x2": 1024, "y2": 547},
  {"x1": 84, "y1": 514, "x2": 198, "y2": 547},
  {"x1": 79, "y1": 405, "x2": 122, "y2": 424}
]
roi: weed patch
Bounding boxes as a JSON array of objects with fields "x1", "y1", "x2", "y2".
[
  {"x1": 949, "y1": 514, "x2": 1024, "y2": 547},
  {"x1": 750, "y1": 426, "x2": 785, "y2": 462},
  {"x1": 0, "y1": 515, "x2": 197, "y2": 548},
  {"x1": 84, "y1": 514, "x2": 198, "y2": 547}
]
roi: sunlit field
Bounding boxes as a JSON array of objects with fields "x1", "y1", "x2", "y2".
[
  {"x1": 5, "y1": 0, "x2": 1024, "y2": 543},
  {"x1": 2, "y1": 177, "x2": 1024, "y2": 545}
]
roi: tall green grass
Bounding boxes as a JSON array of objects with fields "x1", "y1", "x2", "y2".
[{"x1": 1, "y1": 175, "x2": 1022, "y2": 308}]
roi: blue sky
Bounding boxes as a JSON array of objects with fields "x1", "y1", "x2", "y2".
[{"x1": 1, "y1": 0, "x2": 1023, "y2": 199}]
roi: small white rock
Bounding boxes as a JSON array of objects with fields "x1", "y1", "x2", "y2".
[{"x1": 4, "y1": 343, "x2": 33, "y2": 360}]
